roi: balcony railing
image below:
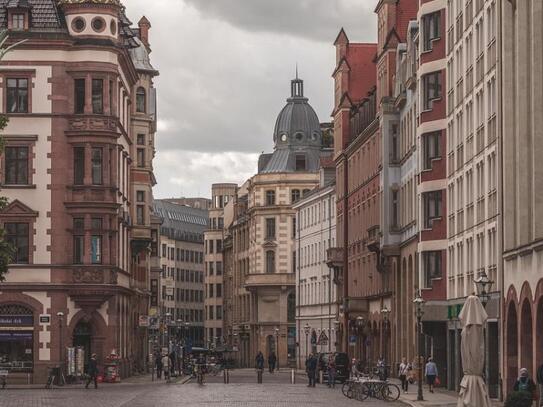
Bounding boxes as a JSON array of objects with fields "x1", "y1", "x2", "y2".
[{"x1": 326, "y1": 247, "x2": 344, "y2": 268}]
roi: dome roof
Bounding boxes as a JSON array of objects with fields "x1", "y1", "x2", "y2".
[{"x1": 273, "y1": 77, "x2": 322, "y2": 149}]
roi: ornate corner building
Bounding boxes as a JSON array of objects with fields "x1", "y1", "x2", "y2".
[{"x1": 0, "y1": 0, "x2": 158, "y2": 382}]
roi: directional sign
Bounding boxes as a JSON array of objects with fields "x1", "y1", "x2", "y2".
[{"x1": 317, "y1": 331, "x2": 329, "y2": 345}]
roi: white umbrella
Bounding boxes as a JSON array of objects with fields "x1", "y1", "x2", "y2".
[{"x1": 457, "y1": 295, "x2": 492, "y2": 407}]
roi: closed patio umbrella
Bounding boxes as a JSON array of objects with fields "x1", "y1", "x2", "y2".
[{"x1": 457, "y1": 295, "x2": 492, "y2": 407}]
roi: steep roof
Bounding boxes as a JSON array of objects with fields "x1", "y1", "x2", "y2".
[
  {"x1": 0, "y1": 0, "x2": 64, "y2": 29},
  {"x1": 153, "y1": 200, "x2": 208, "y2": 242}
]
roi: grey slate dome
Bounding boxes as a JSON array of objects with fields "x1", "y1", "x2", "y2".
[
  {"x1": 258, "y1": 76, "x2": 324, "y2": 174},
  {"x1": 273, "y1": 77, "x2": 322, "y2": 148}
]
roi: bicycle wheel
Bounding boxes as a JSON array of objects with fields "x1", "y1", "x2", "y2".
[
  {"x1": 381, "y1": 383, "x2": 401, "y2": 401},
  {"x1": 356, "y1": 383, "x2": 370, "y2": 401},
  {"x1": 341, "y1": 381, "x2": 352, "y2": 397}
]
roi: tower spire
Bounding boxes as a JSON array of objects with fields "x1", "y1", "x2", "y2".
[{"x1": 290, "y1": 64, "x2": 304, "y2": 98}]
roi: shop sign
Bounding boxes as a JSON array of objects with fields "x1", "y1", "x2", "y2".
[
  {"x1": 0, "y1": 315, "x2": 33, "y2": 326},
  {"x1": 39, "y1": 315, "x2": 51, "y2": 324},
  {"x1": 138, "y1": 315, "x2": 149, "y2": 327}
]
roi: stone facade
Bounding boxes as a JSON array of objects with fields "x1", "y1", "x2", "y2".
[
  {"x1": 501, "y1": 0, "x2": 543, "y2": 397},
  {"x1": 204, "y1": 183, "x2": 236, "y2": 347},
  {"x1": 293, "y1": 167, "x2": 338, "y2": 368},
  {"x1": 0, "y1": 0, "x2": 158, "y2": 382}
]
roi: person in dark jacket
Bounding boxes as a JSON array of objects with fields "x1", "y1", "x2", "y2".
[
  {"x1": 537, "y1": 363, "x2": 543, "y2": 407},
  {"x1": 514, "y1": 368, "x2": 536, "y2": 401},
  {"x1": 305, "y1": 353, "x2": 317, "y2": 387},
  {"x1": 255, "y1": 351, "x2": 264, "y2": 383},
  {"x1": 268, "y1": 352, "x2": 277, "y2": 373},
  {"x1": 85, "y1": 353, "x2": 98, "y2": 389},
  {"x1": 155, "y1": 351, "x2": 162, "y2": 379}
]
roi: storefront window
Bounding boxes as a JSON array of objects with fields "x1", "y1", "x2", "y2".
[{"x1": 0, "y1": 304, "x2": 33, "y2": 372}]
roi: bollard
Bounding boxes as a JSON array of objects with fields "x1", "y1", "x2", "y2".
[
  {"x1": 319, "y1": 370, "x2": 323, "y2": 385},
  {"x1": 290, "y1": 369, "x2": 295, "y2": 384}
]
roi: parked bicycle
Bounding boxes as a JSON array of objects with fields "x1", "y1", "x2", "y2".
[{"x1": 342, "y1": 377, "x2": 400, "y2": 402}]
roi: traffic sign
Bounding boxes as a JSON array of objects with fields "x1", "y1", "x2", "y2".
[{"x1": 317, "y1": 331, "x2": 329, "y2": 345}]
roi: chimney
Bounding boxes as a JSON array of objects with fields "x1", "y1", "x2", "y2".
[{"x1": 138, "y1": 16, "x2": 151, "y2": 48}]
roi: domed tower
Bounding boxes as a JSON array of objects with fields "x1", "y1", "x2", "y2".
[
  {"x1": 57, "y1": 0, "x2": 121, "y2": 41},
  {"x1": 259, "y1": 76, "x2": 323, "y2": 173}
]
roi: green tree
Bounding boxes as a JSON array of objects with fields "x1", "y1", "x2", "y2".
[{"x1": 0, "y1": 31, "x2": 27, "y2": 281}]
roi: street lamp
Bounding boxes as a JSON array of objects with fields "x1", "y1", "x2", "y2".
[
  {"x1": 413, "y1": 292, "x2": 425, "y2": 402},
  {"x1": 380, "y1": 307, "x2": 391, "y2": 377},
  {"x1": 165, "y1": 312, "x2": 172, "y2": 351},
  {"x1": 303, "y1": 323, "x2": 311, "y2": 361},
  {"x1": 56, "y1": 312, "x2": 64, "y2": 384},
  {"x1": 474, "y1": 270, "x2": 494, "y2": 308},
  {"x1": 274, "y1": 327, "x2": 280, "y2": 370}
]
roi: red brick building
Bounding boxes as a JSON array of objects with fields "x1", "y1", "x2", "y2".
[{"x1": 0, "y1": 0, "x2": 158, "y2": 383}]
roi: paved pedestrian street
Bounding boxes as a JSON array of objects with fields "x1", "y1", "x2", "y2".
[{"x1": 0, "y1": 371, "x2": 404, "y2": 407}]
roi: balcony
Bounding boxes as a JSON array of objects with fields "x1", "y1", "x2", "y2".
[
  {"x1": 326, "y1": 247, "x2": 344, "y2": 268},
  {"x1": 244, "y1": 273, "x2": 295, "y2": 290}
]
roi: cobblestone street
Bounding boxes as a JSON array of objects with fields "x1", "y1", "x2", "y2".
[{"x1": 0, "y1": 370, "x2": 404, "y2": 407}]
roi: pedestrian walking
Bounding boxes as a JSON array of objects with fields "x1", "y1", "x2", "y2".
[
  {"x1": 514, "y1": 368, "x2": 537, "y2": 405},
  {"x1": 155, "y1": 351, "x2": 162, "y2": 379},
  {"x1": 327, "y1": 354, "x2": 336, "y2": 388},
  {"x1": 161, "y1": 353, "x2": 170, "y2": 382},
  {"x1": 306, "y1": 353, "x2": 317, "y2": 387},
  {"x1": 537, "y1": 363, "x2": 543, "y2": 407},
  {"x1": 85, "y1": 353, "x2": 98, "y2": 389},
  {"x1": 398, "y1": 357, "x2": 410, "y2": 393},
  {"x1": 255, "y1": 351, "x2": 264, "y2": 383},
  {"x1": 425, "y1": 357, "x2": 438, "y2": 393},
  {"x1": 268, "y1": 352, "x2": 277, "y2": 373}
]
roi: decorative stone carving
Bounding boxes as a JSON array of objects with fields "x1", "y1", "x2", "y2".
[{"x1": 73, "y1": 268, "x2": 104, "y2": 284}]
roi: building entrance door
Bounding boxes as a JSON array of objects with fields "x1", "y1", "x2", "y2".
[{"x1": 73, "y1": 321, "x2": 92, "y2": 372}]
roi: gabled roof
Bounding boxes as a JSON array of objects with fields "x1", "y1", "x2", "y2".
[
  {"x1": 332, "y1": 56, "x2": 351, "y2": 77},
  {"x1": 333, "y1": 27, "x2": 349, "y2": 46}
]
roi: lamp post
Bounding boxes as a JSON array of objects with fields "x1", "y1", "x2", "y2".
[
  {"x1": 56, "y1": 311, "x2": 64, "y2": 384},
  {"x1": 274, "y1": 326, "x2": 280, "y2": 371},
  {"x1": 165, "y1": 312, "x2": 172, "y2": 352},
  {"x1": 303, "y1": 323, "x2": 311, "y2": 362},
  {"x1": 475, "y1": 270, "x2": 494, "y2": 386},
  {"x1": 413, "y1": 292, "x2": 425, "y2": 401},
  {"x1": 380, "y1": 306, "x2": 391, "y2": 377}
]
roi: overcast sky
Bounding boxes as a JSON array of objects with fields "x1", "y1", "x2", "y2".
[{"x1": 126, "y1": 0, "x2": 377, "y2": 199}]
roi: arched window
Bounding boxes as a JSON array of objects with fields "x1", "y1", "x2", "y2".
[
  {"x1": 266, "y1": 250, "x2": 275, "y2": 273},
  {"x1": 136, "y1": 87, "x2": 146, "y2": 113}
]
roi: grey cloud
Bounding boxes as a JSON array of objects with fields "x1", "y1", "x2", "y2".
[
  {"x1": 125, "y1": 0, "x2": 376, "y2": 197},
  {"x1": 183, "y1": 0, "x2": 377, "y2": 43}
]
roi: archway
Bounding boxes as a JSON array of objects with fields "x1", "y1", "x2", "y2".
[
  {"x1": 506, "y1": 301, "x2": 518, "y2": 391},
  {"x1": 536, "y1": 298, "x2": 543, "y2": 370},
  {"x1": 520, "y1": 299, "x2": 533, "y2": 372}
]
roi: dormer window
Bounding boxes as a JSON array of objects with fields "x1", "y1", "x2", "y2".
[
  {"x1": 12, "y1": 14, "x2": 24, "y2": 30},
  {"x1": 295, "y1": 154, "x2": 306, "y2": 171}
]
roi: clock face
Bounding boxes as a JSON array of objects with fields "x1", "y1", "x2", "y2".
[{"x1": 281, "y1": 134, "x2": 287, "y2": 142}]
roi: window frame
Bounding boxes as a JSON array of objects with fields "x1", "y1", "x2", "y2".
[
  {"x1": 423, "y1": 190, "x2": 443, "y2": 228},
  {"x1": 423, "y1": 72, "x2": 442, "y2": 110},
  {"x1": 91, "y1": 147, "x2": 103, "y2": 185},
  {"x1": 6, "y1": 77, "x2": 29, "y2": 114},
  {"x1": 265, "y1": 217, "x2": 276, "y2": 240},
  {"x1": 74, "y1": 78, "x2": 85, "y2": 114},
  {"x1": 91, "y1": 78, "x2": 104, "y2": 114},
  {"x1": 422, "y1": 11, "x2": 441, "y2": 51},
  {"x1": 136, "y1": 87, "x2": 146, "y2": 113},
  {"x1": 265, "y1": 250, "x2": 275, "y2": 273},
  {"x1": 5, "y1": 222, "x2": 29, "y2": 264},
  {"x1": 265, "y1": 190, "x2": 276, "y2": 206},
  {"x1": 423, "y1": 131, "x2": 441, "y2": 170},
  {"x1": 4, "y1": 146, "x2": 29, "y2": 185}
]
